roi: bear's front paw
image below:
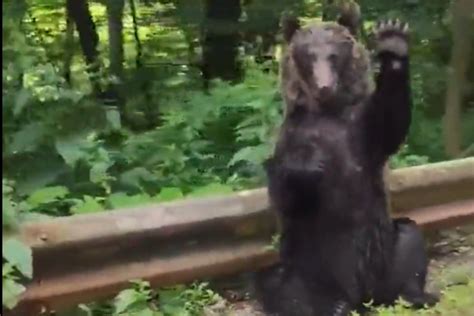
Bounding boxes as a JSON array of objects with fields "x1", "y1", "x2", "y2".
[{"x1": 374, "y1": 19, "x2": 409, "y2": 58}]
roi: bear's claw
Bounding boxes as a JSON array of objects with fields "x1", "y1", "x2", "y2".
[{"x1": 374, "y1": 19, "x2": 410, "y2": 57}]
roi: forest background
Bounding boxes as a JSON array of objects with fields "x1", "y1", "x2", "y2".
[{"x1": 3, "y1": 0, "x2": 474, "y2": 314}]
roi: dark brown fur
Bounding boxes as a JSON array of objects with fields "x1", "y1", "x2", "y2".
[
  {"x1": 280, "y1": 22, "x2": 371, "y2": 118},
  {"x1": 255, "y1": 18, "x2": 437, "y2": 316}
]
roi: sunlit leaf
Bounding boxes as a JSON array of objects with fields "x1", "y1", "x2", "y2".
[
  {"x1": 155, "y1": 187, "x2": 184, "y2": 202},
  {"x1": 90, "y1": 161, "x2": 113, "y2": 184},
  {"x1": 114, "y1": 289, "x2": 142, "y2": 314},
  {"x1": 188, "y1": 183, "x2": 233, "y2": 198},
  {"x1": 27, "y1": 186, "x2": 69, "y2": 207},
  {"x1": 2, "y1": 278, "x2": 25, "y2": 309},
  {"x1": 55, "y1": 136, "x2": 90, "y2": 166},
  {"x1": 71, "y1": 196, "x2": 104, "y2": 214},
  {"x1": 2, "y1": 238, "x2": 33, "y2": 278}
]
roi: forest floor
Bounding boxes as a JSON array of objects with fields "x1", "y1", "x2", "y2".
[{"x1": 205, "y1": 224, "x2": 474, "y2": 316}]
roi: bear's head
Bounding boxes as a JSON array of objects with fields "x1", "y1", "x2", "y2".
[{"x1": 280, "y1": 17, "x2": 371, "y2": 117}]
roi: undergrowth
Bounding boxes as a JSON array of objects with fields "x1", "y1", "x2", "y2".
[{"x1": 361, "y1": 278, "x2": 474, "y2": 316}]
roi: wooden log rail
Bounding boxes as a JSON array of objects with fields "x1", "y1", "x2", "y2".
[{"x1": 7, "y1": 158, "x2": 474, "y2": 315}]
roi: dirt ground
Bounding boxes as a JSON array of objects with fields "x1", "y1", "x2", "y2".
[{"x1": 205, "y1": 224, "x2": 474, "y2": 316}]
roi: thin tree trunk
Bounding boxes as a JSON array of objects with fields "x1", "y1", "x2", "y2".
[
  {"x1": 66, "y1": 0, "x2": 101, "y2": 95},
  {"x1": 63, "y1": 7, "x2": 75, "y2": 85},
  {"x1": 129, "y1": 0, "x2": 142, "y2": 69},
  {"x1": 105, "y1": 0, "x2": 125, "y2": 111},
  {"x1": 202, "y1": 0, "x2": 242, "y2": 86},
  {"x1": 106, "y1": 0, "x2": 125, "y2": 84},
  {"x1": 129, "y1": 0, "x2": 157, "y2": 127},
  {"x1": 443, "y1": 0, "x2": 474, "y2": 158}
]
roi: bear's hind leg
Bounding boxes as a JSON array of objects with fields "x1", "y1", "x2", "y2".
[
  {"x1": 312, "y1": 298, "x2": 353, "y2": 316},
  {"x1": 254, "y1": 263, "x2": 355, "y2": 316},
  {"x1": 254, "y1": 263, "x2": 315, "y2": 316},
  {"x1": 384, "y1": 218, "x2": 439, "y2": 308}
]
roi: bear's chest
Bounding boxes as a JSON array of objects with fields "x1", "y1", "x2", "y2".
[{"x1": 314, "y1": 120, "x2": 364, "y2": 178}]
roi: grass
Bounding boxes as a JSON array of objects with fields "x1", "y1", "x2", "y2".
[{"x1": 359, "y1": 265, "x2": 474, "y2": 316}]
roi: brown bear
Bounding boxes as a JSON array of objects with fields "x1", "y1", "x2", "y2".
[{"x1": 254, "y1": 17, "x2": 438, "y2": 316}]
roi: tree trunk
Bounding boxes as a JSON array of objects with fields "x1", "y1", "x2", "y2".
[
  {"x1": 129, "y1": 0, "x2": 143, "y2": 69},
  {"x1": 63, "y1": 7, "x2": 75, "y2": 85},
  {"x1": 202, "y1": 0, "x2": 242, "y2": 86},
  {"x1": 129, "y1": 0, "x2": 158, "y2": 127},
  {"x1": 443, "y1": 0, "x2": 474, "y2": 158},
  {"x1": 105, "y1": 0, "x2": 126, "y2": 111},
  {"x1": 66, "y1": 0, "x2": 101, "y2": 95},
  {"x1": 242, "y1": 0, "x2": 280, "y2": 67},
  {"x1": 106, "y1": 0, "x2": 125, "y2": 84}
]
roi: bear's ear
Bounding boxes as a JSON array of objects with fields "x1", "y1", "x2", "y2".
[
  {"x1": 281, "y1": 15, "x2": 301, "y2": 43},
  {"x1": 336, "y1": 1, "x2": 361, "y2": 36}
]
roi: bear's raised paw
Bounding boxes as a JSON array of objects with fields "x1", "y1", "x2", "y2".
[{"x1": 374, "y1": 19, "x2": 409, "y2": 57}]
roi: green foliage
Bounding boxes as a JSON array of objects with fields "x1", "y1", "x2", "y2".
[
  {"x1": 4, "y1": 0, "x2": 472, "y2": 220},
  {"x1": 349, "y1": 276, "x2": 474, "y2": 316},
  {"x1": 3, "y1": 239, "x2": 33, "y2": 279},
  {"x1": 3, "y1": 264, "x2": 27, "y2": 310},
  {"x1": 2, "y1": 179, "x2": 34, "y2": 310},
  {"x1": 393, "y1": 280, "x2": 474, "y2": 315},
  {"x1": 3, "y1": 180, "x2": 20, "y2": 232},
  {"x1": 353, "y1": 263, "x2": 474, "y2": 316},
  {"x1": 113, "y1": 280, "x2": 156, "y2": 315},
  {"x1": 2, "y1": 245, "x2": 31, "y2": 311},
  {"x1": 74, "y1": 280, "x2": 222, "y2": 316}
]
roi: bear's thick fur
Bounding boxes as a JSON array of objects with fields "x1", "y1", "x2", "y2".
[{"x1": 254, "y1": 18, "x2": 438, "y2": 316}]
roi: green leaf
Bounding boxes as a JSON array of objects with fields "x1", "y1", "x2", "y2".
[
  {"x1": 3, "y1": 263, "x2": 15, "y2": 278},
  {"x1": 8, "y1": 123, "x2": 46, "y2": 154},
  {"x1": 12, "y1": 152, "x2": 67, "y2": 195},
  {"x1": 114, "y1": 289, "x2": 142, "y2": 314},
  {"x1": 135, "y1": 308, "x2": 158, "y2": 316},
  {"x1": 107, "y1": 193, "x2": 153, "y2": 209},
  {"x1": 71, "y1": 196, "x2": 104, "y2": 214},
  {"x1": 188, "y1": 183, "x2": 233, "y2": 198},
  {"x1": 13, "y1": 88, "x2": 31, "y2": 116},
  {"x1": 90, "y1": 161, "x2": 113, "y2": 184},
  {"x1": 106, "y1": 106, "x2": 121, "y2": 130},
  {"x1": 155, "y1": 187, "x2": 184, "y2": 202},
  {"x1": 55, "y1": 136, "x2": 90, "y2": 166},
  {"x1": 2, "y1": 197, "x2": 18, "y2": 231},
  {"x1": 2, "y1": 238, "x2": 33, "y2": 278},
  {"x1": 27, "y1": 186, "x2": 69, "y2": 207},
  {"x1": 119, "y1": 167, "x2": 156, "y2": 191},
  {"x1": 228, "y1": 144, "x2": 270, "y2": 166},
  {"x1": 2, "y1": 278, "x2": 25, "y2": 309},
  {"x1": 160, "y1": 304, "x2": 189, "y2": 316}
]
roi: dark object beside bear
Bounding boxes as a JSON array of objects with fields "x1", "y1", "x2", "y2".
[{"x1": 254, "y1": 18, "x2": 438, "y2": 316}]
